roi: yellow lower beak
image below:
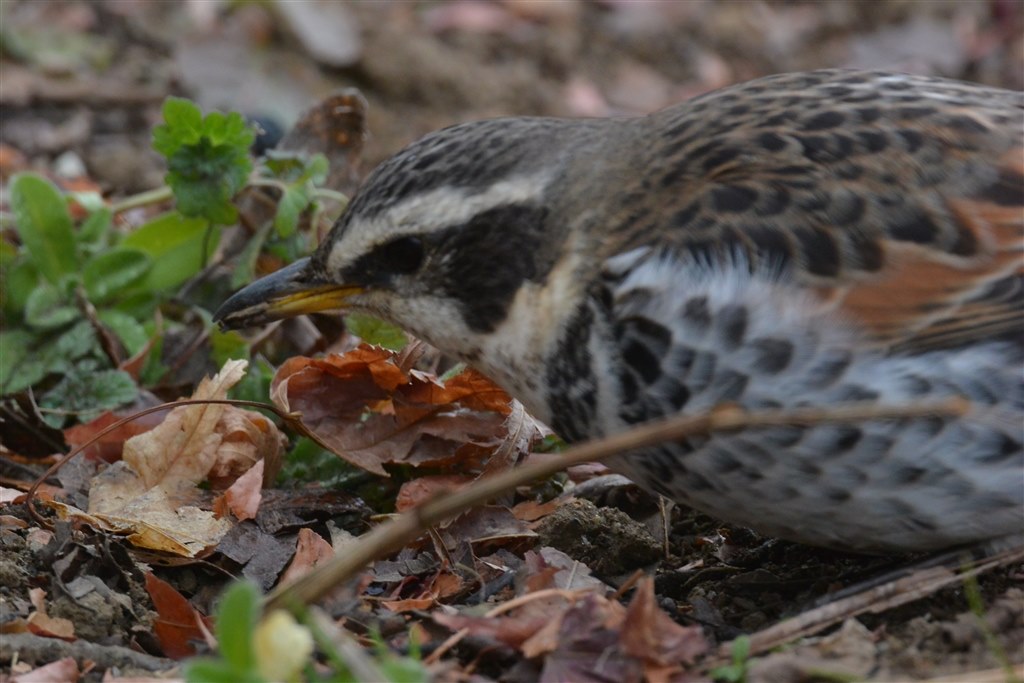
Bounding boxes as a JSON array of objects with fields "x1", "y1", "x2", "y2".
[{"x1": 213, "y1": 258, "x2": 361, "y2": 329}]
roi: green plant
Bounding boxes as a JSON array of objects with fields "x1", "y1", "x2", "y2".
[
  {"x1": 184, "y1": 580, "x2": 269, "y2": 683},
  {"x1": 0, "y1": 95, "x2": 407, "y2": 428},
  {"x1": 710, "y1": 635, "x2": 751, "y2": 683},
  {"x1": 184, "y1": 579, "x2": 429, "y2": 683}
]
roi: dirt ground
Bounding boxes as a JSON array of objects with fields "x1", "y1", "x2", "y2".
[{"x1": 1, "y1": 1, "x2": 1022, "y2": 681}]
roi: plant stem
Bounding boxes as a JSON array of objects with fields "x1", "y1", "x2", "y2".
[
  {"x1": 109, "y1": 185, "x2": 174, "y2": 214},
  {"x1": 313, "y1": 188, "x2": 349, "y2": 208}
]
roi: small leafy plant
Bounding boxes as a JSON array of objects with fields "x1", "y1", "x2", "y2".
[
  {"x1": 711, "y1": 635, "x2": 751, "y2": 683},
  {"x1": 184, "y1": 580, "x2": 428, "y2": 683},
  {"x1": 1, "y1": 95, "x2": 398, "y2": 428}
]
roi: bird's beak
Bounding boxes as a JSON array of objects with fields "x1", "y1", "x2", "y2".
[{"x1": 213, "y1": 257, "x2": 361, "y2": 329}]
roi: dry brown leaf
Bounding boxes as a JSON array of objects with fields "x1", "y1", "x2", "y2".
[
  {"x1": 381, "y1": 596, "x2": 436, "y2": 613},
  {"x1": 537, "y1": 595, "x2": 635, "y2": 682},
  {"x1": 220, "y1": 458, "x2": 264, "y2": 522},
  {"x1": 27, "y1": 588, "x2": 76, "y2": 641},
  {"x1": 439, "y1": 505, "x2": 537, "y2": 554},
  {"x1": 206, "y1": 409, "x2": 286, "y2": 488},
  {"x1": 271, "y1": 345, "x2": 534, "y2": 476},
  {"x1": 396, "y1": 475, "x2": 473, "y2": 512},
  {"x1": 82, "y1": 462, "x2": 230, "y2": 555},
  {"x1": 511, "y1": 497, "x2": 562, "y2": 522},
  {"x1": 124, "y1": 359, "x2": 248, "y2": 488},
  {"x1": 620, "y1": 577, "x2": 707, "y2": 669},
  {"x1": 49, "y1": 360, "x2": 283, "y2": 556},
  {"x1": 145, "y1": 572, "x2": 211, "y2": 659},
  {"x1": 524, "y1": 547, "x2": 607, "y2": 592},
  {"x1": 430, "y1": 571, "x2": 465, "y2": 600},
  {"x1": 0, "y1": 486, "x2": 23, "y2": 504},
  {"x1": 434, "y1": 604, "x2": 555, "y2": 649},
  {"x1": 279, "y1": 528, "x2": 335, "y2": 587},
  {"x1": 63, "y1": 409, "x2": 165, "y2": 463},
  {"x1": 11, "y1": 656, "x2": 79, "y2": 683}
]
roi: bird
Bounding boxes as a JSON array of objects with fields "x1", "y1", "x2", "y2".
[{"x1": 215, "y1": 69, "x2": 1024, "y2": 554}]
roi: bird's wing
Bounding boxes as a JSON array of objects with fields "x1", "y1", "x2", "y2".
[{"x1": 602, "y1": 73, "x2": 1024, "y2": 354}]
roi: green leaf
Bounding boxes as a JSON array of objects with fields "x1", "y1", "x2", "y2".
[
  {"x1": 215, "y1": 580, "x2": 261, "y2": 672},
  {"x1": 139, "y1": 324, "x2": 167, "y2": 386},
  {"x1": 0, "y1": 240, "x2": 18, "y2": 267},
  {"x1": 0, "y1": 329, "x2": 34, "y2": 394},
  {"x1": 98, "y1": 309, "x2": 150, "y2": 356},
  {"x1": 2, "y1": 321, "x2": 102, "y2": 395},
  {"x1": 379, "y1": 657, "x2": 430, "y2": 683},
  {"x1": 24, "y1": 283, "x2": 78, "y2": 330},
  {"x1": 278, "y1": 437, "x2": 359, "y2": 487},
  {"x1": 39, "y1": 362, "x2": 138, "y2": 427},
  {"x1": 226, "y1": 355, "x2": 274, "y2": 405},
  {"x1": 229, "y1": 220, "x2": 273, "y2": 289},
  {"x1": 9, "y1": 173, "x2": 78, "y2": 284},
  {"x1": 152, "y1": 97, "x2": 202, "y2": 156},
  {"x1": 122, "y1": 211, "x2": 217, "y2": 291},
  {"x1": 78, "y1": 207, "x2": 112, "y2": 246},
  {"x1": 2, "y1": 320, "x2": 103, "y2": 394},
  {"x1": 1, "y1": 257, "x2": 40, "y2": 317},
  {"x1": 260, "y1": 152, "x2": 330, "y2": 238},
  {"x1": 152, "y1": 98, "x2": 255, "y2": 224},
  {"x1": 345, "y1": 313, "x2": 407, "y2": 351},
  {"x1": 210, "y1": 328, "x2": 250, "y2": 368},
  {"x1": 83, "y1": 248, "x2": 152, "y2": 304},
  {"x1": 306, "y1": 154, "x2": 329, "y2": 185},
  {"x1": 274, "y1": 185, "x2": 309, "y2": 238},
  {"x1": 732, "y1": 635, "x2": 751, "y2": 663},
  {"x1": 184, "y1": 658, "x2": 256, "y2": 683}
]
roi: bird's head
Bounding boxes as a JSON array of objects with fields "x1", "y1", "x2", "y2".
[{"x1": 214, "y1": 117, "x2": 607, "y2": 379}]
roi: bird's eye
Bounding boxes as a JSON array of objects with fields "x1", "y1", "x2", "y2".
[{"x1": 378, "y1": 236, "x2": 425, "y2": 274}]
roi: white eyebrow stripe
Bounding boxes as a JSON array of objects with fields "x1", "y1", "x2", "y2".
[
  {"x1": 325, "y1": 172, "x2": 554, "y2": 273},
  {"x1": 375, "y1": 172, "x2": 554, "y2": 230}
]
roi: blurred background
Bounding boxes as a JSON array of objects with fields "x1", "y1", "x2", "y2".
[{"x1": 2, "y1": 0, "x2": 1021, "y2": 195}]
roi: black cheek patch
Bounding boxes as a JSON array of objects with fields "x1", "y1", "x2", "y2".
[{"x1": 435, "y1": 204, "x2": 550, "y2": 332}]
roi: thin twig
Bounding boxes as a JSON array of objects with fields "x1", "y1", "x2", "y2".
[
  {"x1": 265, "y1": 398, "x2": 970, "y2": 612},
  {"x1": 706, "y1": 546, "x2": 1024, "y2": 667}
]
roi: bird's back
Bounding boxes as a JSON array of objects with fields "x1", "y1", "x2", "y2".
[{"x1": 584, "y1": 69, "x2": 1024, "y2": 353}]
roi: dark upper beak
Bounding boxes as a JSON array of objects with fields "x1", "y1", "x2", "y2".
[{"x1": 213, "y1": 257, "x2": 362, "y2": 329}]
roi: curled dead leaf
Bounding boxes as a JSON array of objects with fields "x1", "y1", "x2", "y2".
[{"x1": 271, "y1": 345, "x2": 539, "y2": 476}]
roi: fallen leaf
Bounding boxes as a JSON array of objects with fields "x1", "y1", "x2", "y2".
[
  {"x1": 0, "y1": 486, "x2": 24, "y2": 504},
  {"x1": 381, "y1": 596, "x2": 436, "y2": 613},
  {"x1": 620, "y1": 578, "x2": 707, "y2": 668},
  {"x1": 396, "y1": 475, "x2": 472, "y2": 512},
  {"x1": 84, "y1": 460, "x2": 231, "y2": 556},
  {"x1": 63, "y1": 409, "x2": 165, "y2": 463},
  {"x1": 272, "y1": 346, "x2": 535, "y2": 477},
  {"x1": 219, "y1": 458, "x2": 264, "y2": 521},
  {"x1": 11, "y1": 656, "x2": 79, "y2": 682},
  {"x1": 124, "y1": 359, "x2": 248, "y2": 488},
  {"x1": 205, "y1": 409, "x2": 286, "y2": 488},
  {"x1": 511, "y1": 497, "x2": 562, "y2": 522},
  {"x1": 145, "y1": 572, "x2": 211, "y2": 659},
  {"x1": 524, "y1": 547, "x2": 608, "y2": 592},
  {"x1": 279, "y1": 527, "x2": 335, "y2": 586},
  {"x1": 27, "y1": 588, "x2": 76, "y2": 641},
  {"x1": 58, "y1": 360, "x2": 286, "y2": 556},
  {"x1": 439, "y1": 505, "x2": 537, "y2": 554}
]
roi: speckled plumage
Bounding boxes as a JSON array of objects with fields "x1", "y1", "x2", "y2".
[{"x1": 217, "y1": 69, "x2": 1024, "y2": 553}]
